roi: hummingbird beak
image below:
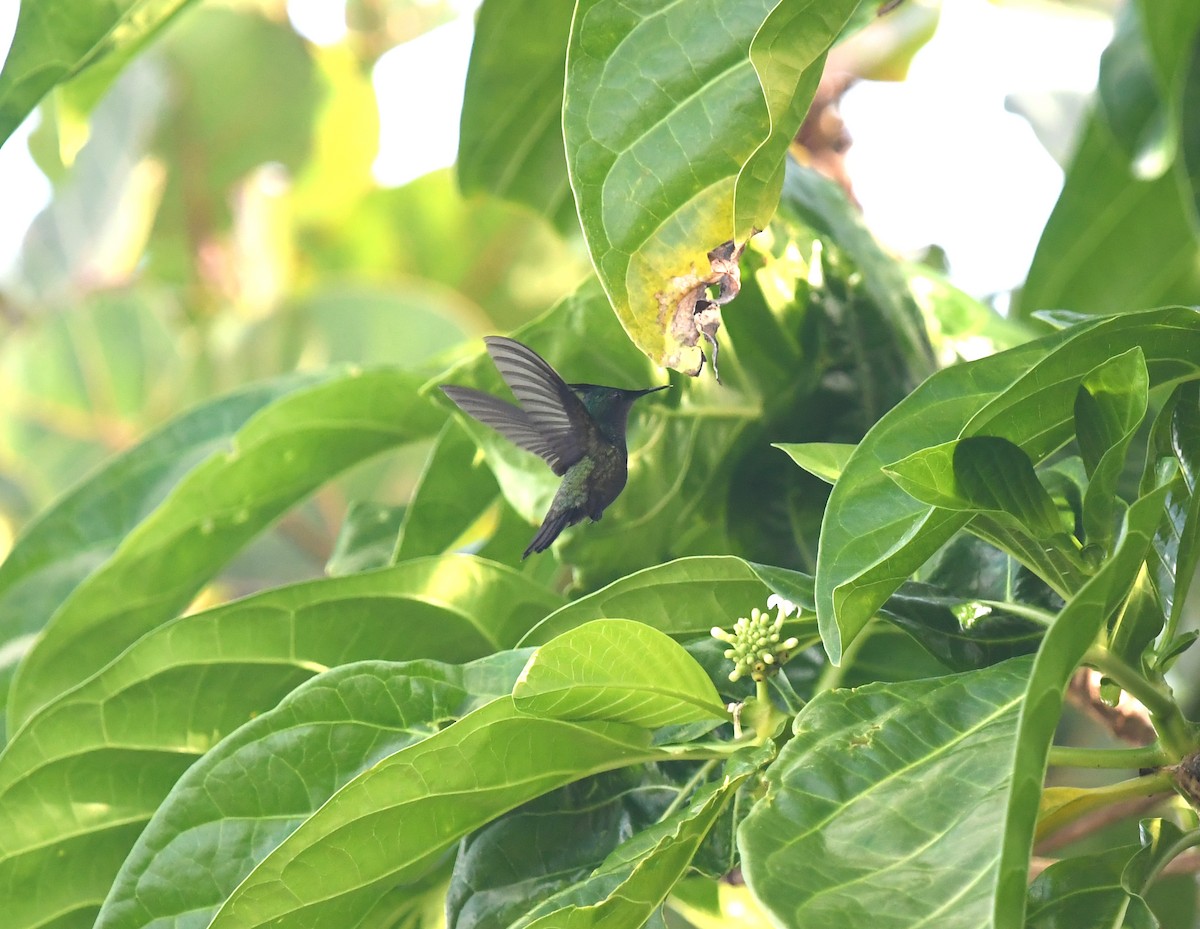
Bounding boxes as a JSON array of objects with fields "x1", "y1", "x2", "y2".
[{"x1": 637, "y1": 385, "x2": 671, "y2": 397}]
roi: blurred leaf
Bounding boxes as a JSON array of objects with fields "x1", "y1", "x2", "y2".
[
  {"x1": 564, "y1": 0, "x2": 858, "y2": 371},
  {"x1": 458, "y1": 0, "x2": 577, "y2": 235},
  {"x1": 515, "y1": 619, "x2": 726, "y2": 727},
  {"x1": 303, "y1": 169, "x2": 587, "y2": 331},
  {"x1": 0, "y1": 371, "x2": 323, "y2": 741},
  {"x1": 291, "y1": 43, "x2": 380, "y2": 227},
  {"x1": 0, "y1": 556, "x2": 558, "y2": 929},
  {"x1": 15, "y1": 60, "x2": 166, "y2": 304},
  {"x1": 396, "y1": 419, "x2": 502, "y2": 562},
  {"x1": 148, "y1": 7, "x2": 319, "y2": 280},
  {"x1": 772, "y1": 442, "x2": 855, "y2": 484},
  {"x1": 0, "y1": 0, "x2": 197, "y2": 149},
  {"x1": 815, "y1": 307, "x2": 1200, "y2": 664},
  {"x1": 1019, "y1": 5, "x2": 1200, "y2": 319},
  {"x1": 739, "y1": 656, "x2": 1033, "y2": 927},
  {"x1": 205, "y1": 698, "x2": 664, "y2": 929},
  {"x1": 232, "y1": 283, "x2": 469, "y2": 377},
  {"x1": 993, "y1": 487, "x2": 1169, "y2": 928},
  {"x1": 0, "y1": 288, "x2": 191, "y2": 501},
  {"x1": 96, "y1": 651, "x2": 529, "y2": 929},
  {"x1": 326, "y1": 501, "x2": 406, "y2": 576},
  {"x1": 1097, "y1": 3, "x2": 1173, "y2": 179},
  {"x1": 8, "y1": 368, "x2": 446, "y2": 730}
]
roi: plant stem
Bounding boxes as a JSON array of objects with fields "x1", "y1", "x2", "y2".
[
  {"x1": 1048, "y1": 744, "x2": 1168, "y2": 769},
  {"x1": 658, "y1": 759, "x2": 718, "y2": 821},
  {"x1": 975, "y1": 599, "x2": 1055, "y2": 626},
  {"x1": 1084, "y1": 646, "x2": 1195, "y2": 760}
]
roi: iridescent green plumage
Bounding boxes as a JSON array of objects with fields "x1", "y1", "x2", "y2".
[{"x1": 441, "y1": 337, "x2": 667, "y2": 557}]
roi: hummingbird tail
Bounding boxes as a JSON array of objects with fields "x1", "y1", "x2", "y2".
[{"x1": 523, "y1": 510, "x2": 574, "y2": 559}]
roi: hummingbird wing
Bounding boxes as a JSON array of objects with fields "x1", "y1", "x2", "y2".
[
  {"x1": 440, "y1": 386, "x2": 575, "y2": 475},
  {"x1": 483, "y1": 337, "x2": 590, "y2": 471}
]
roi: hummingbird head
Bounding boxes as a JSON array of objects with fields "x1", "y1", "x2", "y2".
[{"x1": 570, "y1": 383, "x2": 669, "y2": 446}]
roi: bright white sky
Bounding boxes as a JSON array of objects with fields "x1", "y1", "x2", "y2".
[{"x1": 0, "y1": 0, "x2": 1111, "y2": 300}]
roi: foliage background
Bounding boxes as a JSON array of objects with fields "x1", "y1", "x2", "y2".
[{"x1": 2, "y1": 0, "x2": 1200, "y2": 927}]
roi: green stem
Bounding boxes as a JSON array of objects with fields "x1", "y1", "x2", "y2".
[
  {"x1": 1084, "y1": 646, "x2": 1195, "y2": 760},
  {"x1": 814, "y1": 619, "x2": 871, "y2": 694},
  {"x1": 975, "y1": 599, "x2": 1055, "y2": 626},
  {"x1": 1048, "y1": 744, "x2": 1168, "y2": 770},
  {"x1": 658, "y1": 759, "x2": 718, "y2": 821}
]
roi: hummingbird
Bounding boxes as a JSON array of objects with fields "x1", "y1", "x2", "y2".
[{"x1": 441, "y1": 337, "x2": 668, "y2": 558}]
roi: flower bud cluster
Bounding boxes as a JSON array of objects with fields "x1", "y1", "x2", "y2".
[{"x1": 711, "y1": 597, "x2": 802, "y2": 682}]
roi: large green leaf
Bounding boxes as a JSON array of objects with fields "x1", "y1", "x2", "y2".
[
  {"x1": 521, "y1": 555, "x2": 780, "y2": 645},
  {"x1": 563, "y1": 0, "x2": 859, "y2": 372},
  {"x1": 515, "y1": 619, "x2": 726, "y2": 727},
  {"x1": 992, "y1": 487, "x2": 1169, "y2": 929},
  {"x1": 739, "y1": 656, "x2": 1034, "y2": 928},
  {"x1": 1026, "y1": 845, "x2": 1155, "y2": 929},
  {"x1": 0, "y1": 371, "x2": 325, "y2": 740},
  {"x1": 0, "y1": 556, "x2": 558, "y2": 929},
  {"x1": 8, "y1": 368, "x2": 446, "y2": 730},
  {"x1": 0, "y1": 0, "x2": 199, "y2": 149},
  {"x1": 814, "y1": 307, "x2": 1200, "y2": 663},
  {"x1": 95, "y1": 652, "x2": 530, "y2": 929},
  {"x1": 205, "y1": 698, "x2": 664, "y2": 929},
  {"x1": 457, "y1": 0, "x2": 577, "y2": 235}
]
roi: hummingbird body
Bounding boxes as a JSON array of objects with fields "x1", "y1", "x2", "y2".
[{"x1": 441, "y1": 337, "x2": 667, "y2": 558}]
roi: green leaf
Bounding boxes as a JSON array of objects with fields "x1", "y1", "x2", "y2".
[
  {"x1": 0, "y1": 372, "x2": 325, "y2": 740},
  {"x1": 0, "y1": 0, "x2": 199, "y2": 149},
  {"x1": 326, "y1": 501, "x2": 406, "y2": 576},
  {"x1": 738, "y1": 656, "x2": 1034, "y2": 927},
  {"x1": 1110, "y1": 562, "x2": 1166, "y2": 670},
  {"x1": 521, "y1": 555, "x2": 779, "y2": 645},
  {"x1": 515, "y1": 769, "x2": 754, "y2": 929},
  {"x1": 773, "y1": 442, "x2": 855, "y2": 484},
  {"x1": 1075, "y1": 348, "x2": 1151, "y2": 476},
  {"x1": 447, "y1": 771, "x2": 677, "y2": 929},
  {"x1": 563, "y1": 0, "x2": 858, "y2": 371},
  {"x1": 993, "y1": 486, "x2": 1170, "y2": 929},
  {"x1": 206, "y1": 698, "x2": 663, "y2": 929},
  {"x1": 457, "y1": 0, "x2": 577, "y2": 234},
  {"x1": 514, "y1": 619, "x2": 727, "y2": 727},
  {"x1": 879, "y1": 583, "x2": 1043, "y2": 672},
  {"x1": 96, "y1": 653, "x2": 529, "y2": 929},
  {"x1": 0, "y1": 557, "x2": 559, "y2": 929},
  {"x1": 1027, "y1": 845, "x2": 1155, "y2": 929},
  {"x1": 13, "y1": 66, "x2": 164, "y2": 302},
  {"x1": 884, "y1": 436, "x2": 1062, "y2": 539},
  {"x1": 1076, "y1": 348, "x2": 1150, "y2": 549},
  {"x1": 396, "y1": 419, "x2": 502, "y2": 562},
  {"x1": 8, "y1": 368, "x2": 446, "y2": 730},
  {"x1": 816, "y1": 307, "x2": 1200, "y2": 664}
]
